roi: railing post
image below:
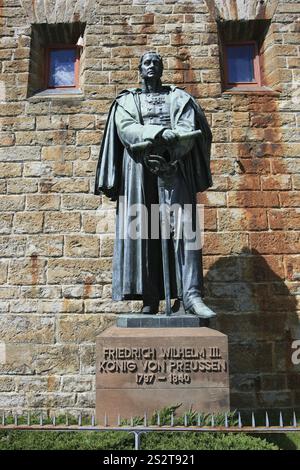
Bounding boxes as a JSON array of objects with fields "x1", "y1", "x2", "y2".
[{"x1": 132, "y1": 431, "x2": 145, "y2": 451}]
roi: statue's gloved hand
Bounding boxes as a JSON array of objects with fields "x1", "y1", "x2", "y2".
[
  {"x1": 144, "y1": 154, "x2": 166, "y2": 175},
  {"x1": 161, "y1": 129, "x2": 178, "y2": 145},
  {"x1": 144, "y1": 154, "x2": 177, "y2": 177}
]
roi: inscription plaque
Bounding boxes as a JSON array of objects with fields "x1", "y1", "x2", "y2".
[{"x1": 96, "y1": 327, "x2": 230, "y2": 423}]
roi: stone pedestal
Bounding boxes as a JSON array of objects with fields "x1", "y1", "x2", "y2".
[{"x1": 96, "y1": 326, "x2": 229, "y2": 424}]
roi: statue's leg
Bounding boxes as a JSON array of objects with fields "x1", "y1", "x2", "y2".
[
  {"x1": 141, "y1": 172, "x2": 162, "y2": 314},
  {"x1": 170, "y1": 173, "x2": 216, "y2": 318},
  {"x1": 141, "y1": 237, "x2": 161, "y2": 314}
]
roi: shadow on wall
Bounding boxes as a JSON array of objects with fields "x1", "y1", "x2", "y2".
[{"x1": 204, "y1": 248, "x2": 299, "y2": 412}]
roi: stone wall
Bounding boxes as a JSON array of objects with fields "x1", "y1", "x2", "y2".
[{"x1": 0, "y1": 0, "x2": 299, "y2": 415}]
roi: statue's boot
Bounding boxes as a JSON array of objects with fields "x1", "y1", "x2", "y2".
[
  {"x1": 185, "y1": 297, "x2": 216, "y2": 319},
  {"x1": 171, "y1": 298, "x2": 185, "y2": 315},
  {"x1": 141, "y1": 300, "x2": 159, "y2": 315}
]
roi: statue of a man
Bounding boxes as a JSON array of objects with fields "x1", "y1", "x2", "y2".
[{"x1": 95, "y1": 52, "x2": 215, "y2": 319}]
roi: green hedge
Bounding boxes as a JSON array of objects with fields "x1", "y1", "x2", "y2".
[{"x1": 0, "y1": 430, "x2": 278, "y2": 450}]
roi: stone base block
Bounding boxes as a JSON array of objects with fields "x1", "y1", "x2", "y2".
[
  {"x1": 116, "y1": 313, "x2": 209, "y2": 328},
  {"x1": 96, "y1": 326, "x2": 229, "y2": 424}
]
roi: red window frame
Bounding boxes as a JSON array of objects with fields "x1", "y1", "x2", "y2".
[
  {"x1": 223, "y1": 41, "x2": 262, "y2": 88},
  {"x1": 44, "y1": 44, "x2": 80, "y2": 89}
]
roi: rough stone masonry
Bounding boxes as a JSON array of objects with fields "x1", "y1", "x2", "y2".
[{"x1": 0, "y1": 0, "x2": 299, "y2": 416}]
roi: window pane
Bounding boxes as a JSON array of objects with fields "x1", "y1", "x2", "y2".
[
  {"x1": 227, "y1": 44, "x2": 255, "y2": 83},
  {"x1": 49, "y1": 49, "x2": 76, "y2": 87}
]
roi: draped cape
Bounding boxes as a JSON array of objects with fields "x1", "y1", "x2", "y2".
[{"x1": 94, "y1": 86, "x2": 212, "y2": 300}]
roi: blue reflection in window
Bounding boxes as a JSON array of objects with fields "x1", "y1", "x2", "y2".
[
  {"x1": 227, "y1": 44, "x2": 255, "y2": 83},
  {"x1": 49, "y1": 49, "x2": 76, "y2": 87}
]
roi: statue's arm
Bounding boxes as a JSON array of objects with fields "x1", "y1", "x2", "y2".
[
  {"x1": 114, "y1": 102, "x2": 165, "y2": 152},
  {"x1": 172, "y1": 102, "x2": 196, "y2": 160}
]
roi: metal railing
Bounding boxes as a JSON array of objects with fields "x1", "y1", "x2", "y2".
[{"x1": 0, "y1": 410, "x2": 299, "y2": 450}]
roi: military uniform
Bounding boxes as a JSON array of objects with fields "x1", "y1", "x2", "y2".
[{"x1": 95, "y1": 85, "x2": 212, "y2": 310}]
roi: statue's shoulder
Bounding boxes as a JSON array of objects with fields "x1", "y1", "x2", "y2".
[
  {"x1": 115, "y1": 88, "x2": 141, "y2": 105},
  {"x1": 172, "y1": 86, "x2": 204, "y2": 112},
  {"x1": 172, "y1": 86, "x2": 199, "y2": 103}
]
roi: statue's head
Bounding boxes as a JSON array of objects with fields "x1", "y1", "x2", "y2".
[{"x1": 139, "y1": 52, "x2": 163, "y2": 81}]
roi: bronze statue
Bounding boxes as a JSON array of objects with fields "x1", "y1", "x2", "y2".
[{"x1": 95, "y1": 52, "x2": 215, "y2": 319}]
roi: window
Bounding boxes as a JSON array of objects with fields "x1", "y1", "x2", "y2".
[
  {"x1": 46, "y1": 46, "x2": 79, "y2": 89},
  {"x1": 217, "y1": 19, "x2": 277, "y2": 94},
  {"x1": 27, "y1": 22, "x2": 85, "y2": 98},
  {"x1": 224, "y1": 41, "x2": 261, "y2": 88}
]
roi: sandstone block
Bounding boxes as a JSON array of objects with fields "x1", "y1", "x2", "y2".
[
  {"x1": 44, "y1": 212, "x2": 81, "y2": 232},
  {"x1": 40, "y1": 178, "x2": 89, "y2": 193},
  {"x1": 61, "y1": 376, "x2": 94, "y2": 392},
  {"x1": 26, "y1": 392, "x2": 76, "y2": 408},
  {"x1": 0, "y1": 214, "x2": 13, "y2": 233},
  {"x1": 84, "y1": 85, "x2": 116, "y2": 100},
  {"x1": 0, "y1": 315, "x2": 55, "y2": 343},
  {"x1": 35, "y1": 115, "x2": 69, "y2": 130},
  {"x1": 47, "y1": 259, "x2": 112, "y2": 284},
  {"x1": 204, "y1": 255, "x2": 241, "y2": 282},
  {"x1": 76, "y1": 130, "x2": 101, "y2": 145},
  {"x1": 228, "y1": 191, "x2": 279, "y2": 208},
  {"x1": 1, "y1": 344, "x2": 79, "y2": 375},
  {"x1": 0, "y1": 146, "x2": 40, "y2": 162},
  {"x1": 80, "y1": 344, "x2": 96, "y2": 374},
  {"x1": 0, "y1": 286, "x2": 19, "y2": 299},
  {"x1": 41, "y1": 300, "x2": 83, "y2": 314},
  {"x1": 16, "y1": 376, "x2": 60, "y2": 393},
  {"x1": 23, "y1": 162, "x2": 50, "y2": 177},
  {"x1": 269, "y1": 209, "x2": 300, "y2": 230},
  {"x1": 0, "y1": 181, "x2": 7, "y2": 193},
  {"x1": 0, "y1": 377, "x2": 15, "y2": 392},
  {"x1": 0, "y1": 394, "x2": 26, "y2": 408},
  {"x1": 229, "y1": 341, "x2": 273, "y2": 374},
  {"x1": 14, "y1": 212, "x2": 44, "y2": 233},
  {"x1": 64, "y1": 146, "x2": 90, "y2": 161},
  {"x1": 26, "y1": 235, "x2": 63, "y2": 257},
  {"x1": 0, "y1": 195, "x2": 25, "y2": 211},
  {"x1": 57, "y1": 314, "x2": 115, "y2": 343},
  {"x1": 96, "y1": 326, "x2": 229, "y2": 422},
  {"x1": 0, "y1": 163, "x2": 22, "y2": 178},
  {"x1": 84, "y1": 71, "x2": 110, "y2": 84},
  {"x1": 76, "y1": 392, "x2": 95, "y2": 408},
  {"x1": 102, "y1": 59, "x2": 130, "y2": 70},
  {"x1": 279, "y1": 191, "x2": 300, "y2": 207},
  {"x1": 199, "y1": 191, "x2": 226, "y2": 207},
  {"x1": 203, "y1": 209, "x2": 217, "y2": 231},
  {"x1": 62, "y1": 284, "x2": 103, "y2": 299},
  {"x1": 26, "y1": 194, "x2": 60, "y2": 211},
  {"x1": 9, "y1": 258, "x2": 46, "y2": 284},
  {"x1": 0, "y1": 235, "x2": 26, "y2": 258},
  {"x1": 100, "y1": 236, "x2": 114, "y2": 257},
  {"x1": 284, "y1": 255, "x2": 300, "y2": 281},
  {"x1": 65, "y1": 235, "x2": 100, "y2": 258},
  {"x1": 227, "y1": 175, "x2": 260, "y2": 191},
  {"x1": 41, "y1": 146, "x2": 64, "y2": 161},
  {"x1": 73, "y1": 160, "x2": 97, "y2": 177},
  {"x1": 218, "y1": 208, "x2": 268, "y2": 231},
  {"x1": 82, "y1": 210, "x2": 116, "y2": 234},
  {"x1": 68, "y1": 114, "x2": 95, "y2": 129},
  {"x1": 203, "y1": 232, "x2": 248, "y2": 255},
  {"x1": 84, "y1": 299, "x2": 132, "y2": 314},
  {"x1": 250, "y1": 232, "x2": 300, "y2": 254},
  {"x1": 20, "y1": 285, "x2": 61, "y2": 299},
  {"x1": 0, "y1": 102, "x2": 24, "y2": 116},
  {"x1": 62, "y1": 194, "x2": 99, "y2": 210},
  {"x1": 7, "y1": 178, "x2": 38, "y2": 194},
  {"x1": 0, "y1": 261, "x2": 8, "y2": 284}
]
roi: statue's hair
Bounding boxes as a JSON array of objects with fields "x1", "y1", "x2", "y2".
[{"x1": 139, "y1": 51, "x2": 163, "y2": 72}]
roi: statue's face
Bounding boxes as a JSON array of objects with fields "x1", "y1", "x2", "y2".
[{"x1": 140, "y1": 53, "x2": 163, "y2": 80}]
